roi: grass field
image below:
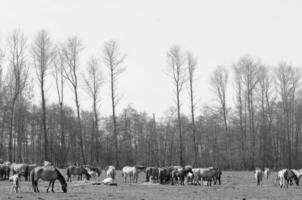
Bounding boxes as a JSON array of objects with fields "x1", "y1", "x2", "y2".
[{"x1": 1, "y1": 170, "x2": 302, "y2": 200}]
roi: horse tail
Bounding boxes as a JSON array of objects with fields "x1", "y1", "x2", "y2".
[
  {"x1": 30, "y1": 169, "x2": 36, "y2": 191},
  {"x1": 67, "y1": 168, "x2": 70, "y2": 178}
]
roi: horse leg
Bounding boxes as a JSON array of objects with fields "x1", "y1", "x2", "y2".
[
  {"x1": 51, "y1": 180, "x2": 55, "y2": 192},
  {"x1": 47, "y1": 181, "x2": 52, "y2": 192},
  {"x1": 36, "y1": 181, "x2": 40, "y2": 193}
]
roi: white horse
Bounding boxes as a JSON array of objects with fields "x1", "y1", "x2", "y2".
[
  {"x1": 192, "y1": 167, "x2": 216, "y2": 186},
  {"x1": 254, "y1": 168, "x2": 263, "y2": 186},
  {"x1": 264, "y1": 168, "x2": 270, "y2": 180},
  {"x1": 9, "y1": 174, "x2": 20, "y2": 193},
  {"x1": 277, "y1": 169, "x2": 289, "y2": 188},
  {"x1": 122, "y1": 166, "x2": 138, "y2": 183},
  {"x1": 291, "y1": 169, "x2": 302, "y2": 180},
  {"x1": 106, "y1": 166, "x2": 116, "y2": 181}
]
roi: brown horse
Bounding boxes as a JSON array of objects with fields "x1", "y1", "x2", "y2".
[
  {"x1": 31, "y1": 166, "x2": 67, "y2": 193},
  {"x1": 66, "y1": 166, "x2": 91, "y2": 182},
  {"x1": 0, "y1": 164, "x2": 10, "y2": 180},
  {"x1": 146, "y1": 167, "x2": 159, "y2": 182}
]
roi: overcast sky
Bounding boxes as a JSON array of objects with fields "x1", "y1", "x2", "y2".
[{"x1": 1, "y1": 0, "x2": 302, "y2": 118}]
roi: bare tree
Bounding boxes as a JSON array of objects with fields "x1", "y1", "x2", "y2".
[
  {"x1": 53, "y1": 45, "x2": 67, "y2": 165},
  {"x1": 234, "y1": 55, "x2": 260, "y2": 168},
  {"x1": 167, "y1": 45, "x2": 186, "y2": 166},
  {"x1": 275, "y1": 62, "x2": 301, "y2": 167},
  {"x1": 103, "y1": 40, "x2": 126, "y2": 168},
  {"x1": 6, "y1": 29, "x2": 28, "y2": 162},
  {"x1": 186, "y1": 51, "x2": 198, "y2": 166},
  {"x1": 62, "y1": 36, "x2": 86, "y2": 164},
  {"x1": 32, "y1": 30, "x2": 54, "y2": 161},
  {"x1": 233, "y1": 64, "x2": 246, "y2": 168},
  {"x1": 210, "y1": 66, "x2": 229, "y2": 133},
  {"x1": 84, "y1": 57, "x2": 104, "y2": 163}
]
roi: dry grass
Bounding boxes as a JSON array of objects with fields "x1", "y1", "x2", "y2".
[{"x1": 1, "y1": 170, "x2": 301, "y2": 200}]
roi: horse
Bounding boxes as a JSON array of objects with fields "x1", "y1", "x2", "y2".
[
  {"x1": 66, "y1": 166, "x2": 91, "y2": 182},
  {"x1": 286, "y1": 169, "x2": 299, "y2": 186},
  {"x1": 212, "y1": 167, "x2": 222, "y2": 185},
  {"x1": 193, "y1": 167, "x2": 216, "y2": 186},
  {"x1": 122, "y1": 166, "x2": 137, "y2": 183},
  {"x1": 9, "y1": 174, "x2": 20, "y2": 193},
  {"x1": 30, "y1": 166, "x2": 67, "y2": 193},
  {"x1": 10, "y1": 163, "x2": 29, "y2": 181},
  {"x1": 146, "y1": 167, "x2": 159, "y2": 182},
  {"x1": 264, "y1": 168, "x2": 270, "y2": 180},
  {"x1": 255, "y1": 168, "x2": 263, "y2": 186},
  {"x1": 158, "y1": 167, "x2": 170, "y2": 184},
  {"x1": 290, "y1": 169, "x2": 302, "y2": 185},
  {"x1": 106, "y1": 165, "x2": 116, "y2": 180},
  {"x1": 85, "y1": 167, "x2": 100, "y2": 179},
  {"x1": 86, "y1": 166, "x2": 101, "y2": 177},
  {"x1": 277, "y1": 169, "x2": 287, "y2": 188},
  {"x1": 0, "y1": 164, "x2": 11, "y2": 180},
  {"x1": 172, "y1": 167, "x2": 193, "y2": 185}
]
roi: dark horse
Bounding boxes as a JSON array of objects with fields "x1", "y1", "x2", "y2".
[
  {"x1": 146, "y1": 167, "x2": 159, "y2": 182},
  {"x1": 285, "y1": 169, "x2": 299, "y2": 186},
  {"x1": 0, "y1": 164, "x2": 10, "y2": 180},
  {"x1": 66, "y1": 165, "x2": 91, "y2": 182},
  {"x1": 31, "y1": 166, "x2": 67, "y2": 193},
  {"x1": 171, "y1": 167, "x2": 193, "y2": 185}
]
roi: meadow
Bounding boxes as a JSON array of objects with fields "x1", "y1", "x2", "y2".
[{"x1": 1, "y1": 170, "x2": 302, "y2": 200}]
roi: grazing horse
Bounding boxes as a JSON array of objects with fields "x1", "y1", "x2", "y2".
[
  {"x1": 66, "y1": 166, "x2": 91, "y2": 182},
  {"x1": 277, "y1": 169, "x2": 299, "y2": 189},
  {"x1": 193, "y1": 167, "x2": 216, "y2": 186},
  {"x1": 172, "y1": 167, "x2": 194, "y2": 185},
  {"x1": 255, "y1": 168, "x2": 263, "y2": 186},
  {"x1": 31, "y1": 166, "x2": 67, "y2": 193},
  {"x1": 264, "y1": 168, "x2": 270, "y2": 180},
  {"x1": 286, "y1": 169, "x2": 299, "y2": 186},
  {"x1": 290, "y1": 169, "x2": 302, "y2": 185},
  {"x1": 106, "y1": 165, "x2": 116, "y2": 180},
  {"x1": 10, "y1": 163, "x2": 29, "y2": 181},
  {"x1": 146, "y1": 167, "x2": 159, "y2": 182}
]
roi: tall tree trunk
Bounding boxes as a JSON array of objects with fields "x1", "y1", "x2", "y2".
[
  {"x1": 176, "y1": 85, "x2": 183, "y2": 166},
  {"x1": 110, "y1": 67, "x2": 119, "y2": 168},
  {"x1": 189, "y1": 76, "x2": 197, "y2": 167},
  {"x1": 41, "y1": 80, "x2": 49, "y2": 161},
  {"x1": 8, "y1": 102, "x2": 16, "y2": 162},
  {"x1": 75, "y1": 89, "x2": 86, "y2": 164}
]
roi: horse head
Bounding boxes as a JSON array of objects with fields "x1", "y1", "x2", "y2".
[
  {"x1": 84, "y1": 168, "x2": 91, "y2": 180},
  {"x1": 61, "y1": 181, "x2": 67, "y2": 193}
]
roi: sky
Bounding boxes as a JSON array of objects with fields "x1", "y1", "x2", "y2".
[{"x1": 1, "y1": 0, "x2": 302, "y2": 118}]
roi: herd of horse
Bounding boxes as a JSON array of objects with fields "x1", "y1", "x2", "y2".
[
  {"x1": 254, "y1": 167, "x2": 302, "y2": 188},
  {"x1": 1, "y1": 159, "x2": 302, "y2": 194}
]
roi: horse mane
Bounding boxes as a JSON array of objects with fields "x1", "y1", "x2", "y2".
[
  {"x1": 290, "y1": 169, "x2": 299, "y2": 182},
  {"x1": 55, "y1": 168, "x2": 66, "y2": 183}
]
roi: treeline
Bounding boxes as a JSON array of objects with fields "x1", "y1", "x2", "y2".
[{"x1": 0, "y1": 29, "x2": 301, "y2": 170}]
